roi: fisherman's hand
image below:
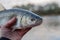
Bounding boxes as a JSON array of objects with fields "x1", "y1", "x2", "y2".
[{"x1": 0, "y1": 17, "x2": 32, "y2": 40}]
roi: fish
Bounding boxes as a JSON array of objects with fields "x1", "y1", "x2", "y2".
[{"x1": 0, "y1": 8, "x2": 42, "y2": 30}]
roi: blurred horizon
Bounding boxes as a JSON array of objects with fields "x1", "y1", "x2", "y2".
[
  {"x1": 0, "y1": 0, "x2": 60, "y2": 16},
  {"x1": 0, "y1": 0, "x2": 60, "y2": 9}
]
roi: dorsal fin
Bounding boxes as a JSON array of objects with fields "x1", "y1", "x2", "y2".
[{"x1": 0, "y1": 3, "x2": 6, "y2": 11}]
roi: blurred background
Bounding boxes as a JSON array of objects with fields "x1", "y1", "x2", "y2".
[{"x1": 0, "y1": 0, "x2": 60, "y2": 40}]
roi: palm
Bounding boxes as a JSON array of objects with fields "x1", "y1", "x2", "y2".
[
  {"x1": 1, "y1": 27, "x2": 31, "y2": 40},
  {"x1": 0, "y1": 17, "x2": 32, "y2": 40}
]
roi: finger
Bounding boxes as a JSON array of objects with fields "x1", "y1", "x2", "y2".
[
  {"x1": 17, "y1": 27, "x2": 32, "y2": 37},
  {"x1": 3, "y1": 17, "x2": 17, "y2": 28},
  {"x1": 0, "y1": 26, "x2": 1, "y2": 28}
]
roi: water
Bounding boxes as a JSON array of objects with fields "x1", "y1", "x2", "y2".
[{"x1": 22, "y1": 15, "x2": 60, "y2": 40}]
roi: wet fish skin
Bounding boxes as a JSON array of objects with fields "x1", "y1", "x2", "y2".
[{"x1": 0, "y1": 8, "x2": 42, "y2": 30}]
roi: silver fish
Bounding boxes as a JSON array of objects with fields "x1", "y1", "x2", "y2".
[{"x1": 0, "y1": 8, "x2": 42, "y2": 30}]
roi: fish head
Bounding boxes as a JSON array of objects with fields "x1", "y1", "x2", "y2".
[{"x1": 21, "y1": 11, "x2": 43, "y2": 28}]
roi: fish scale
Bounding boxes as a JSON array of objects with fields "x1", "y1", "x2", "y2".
[{"x1": 0, "y1": 8, "x2": 42, "y2": 31}]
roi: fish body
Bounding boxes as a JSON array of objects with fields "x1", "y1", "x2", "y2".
[{"x1": 0, "y1": 8, "x2": 42, "y2": 30}]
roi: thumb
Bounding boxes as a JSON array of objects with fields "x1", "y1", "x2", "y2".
[{"x1": 3, "y1": 17, "x2": 17, "y2": 28}]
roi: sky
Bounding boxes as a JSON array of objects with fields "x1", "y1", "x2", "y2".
[{"x1": 0, "y1": 0, "x2": 60, "y2": 9}]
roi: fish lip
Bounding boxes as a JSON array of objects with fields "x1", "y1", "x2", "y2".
[
  {"x1": 33, "y1": 18, "x2": 43, "y2": 26},
  {"x1": 34, "y1": 19, "x2": 42, "y2": 26},
  {"x1": 24, "y1": 18, "x2": 43, "y2": 28},
  {"x1": 35, "y1": 18, "x2": 43, "y2": 25}
]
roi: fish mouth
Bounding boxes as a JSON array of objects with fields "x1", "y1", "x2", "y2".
[
  {"x1": 21, "y1": 18, "x2": 43, "y2": 29},
  {"x1": 26, "y1": 18, "x2": 43, "y2": 28},
  {"x1": 34, "y1": 18, "x2": 43, "y2": 26}
]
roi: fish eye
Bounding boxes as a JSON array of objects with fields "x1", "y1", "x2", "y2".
[{"x1": 31, "y1": 18, "x2": 35, "y2": 21}]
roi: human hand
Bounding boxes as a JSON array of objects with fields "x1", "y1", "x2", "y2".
[{"x1": 0, "y1": 17, "x2": 32, "y2": 40}]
